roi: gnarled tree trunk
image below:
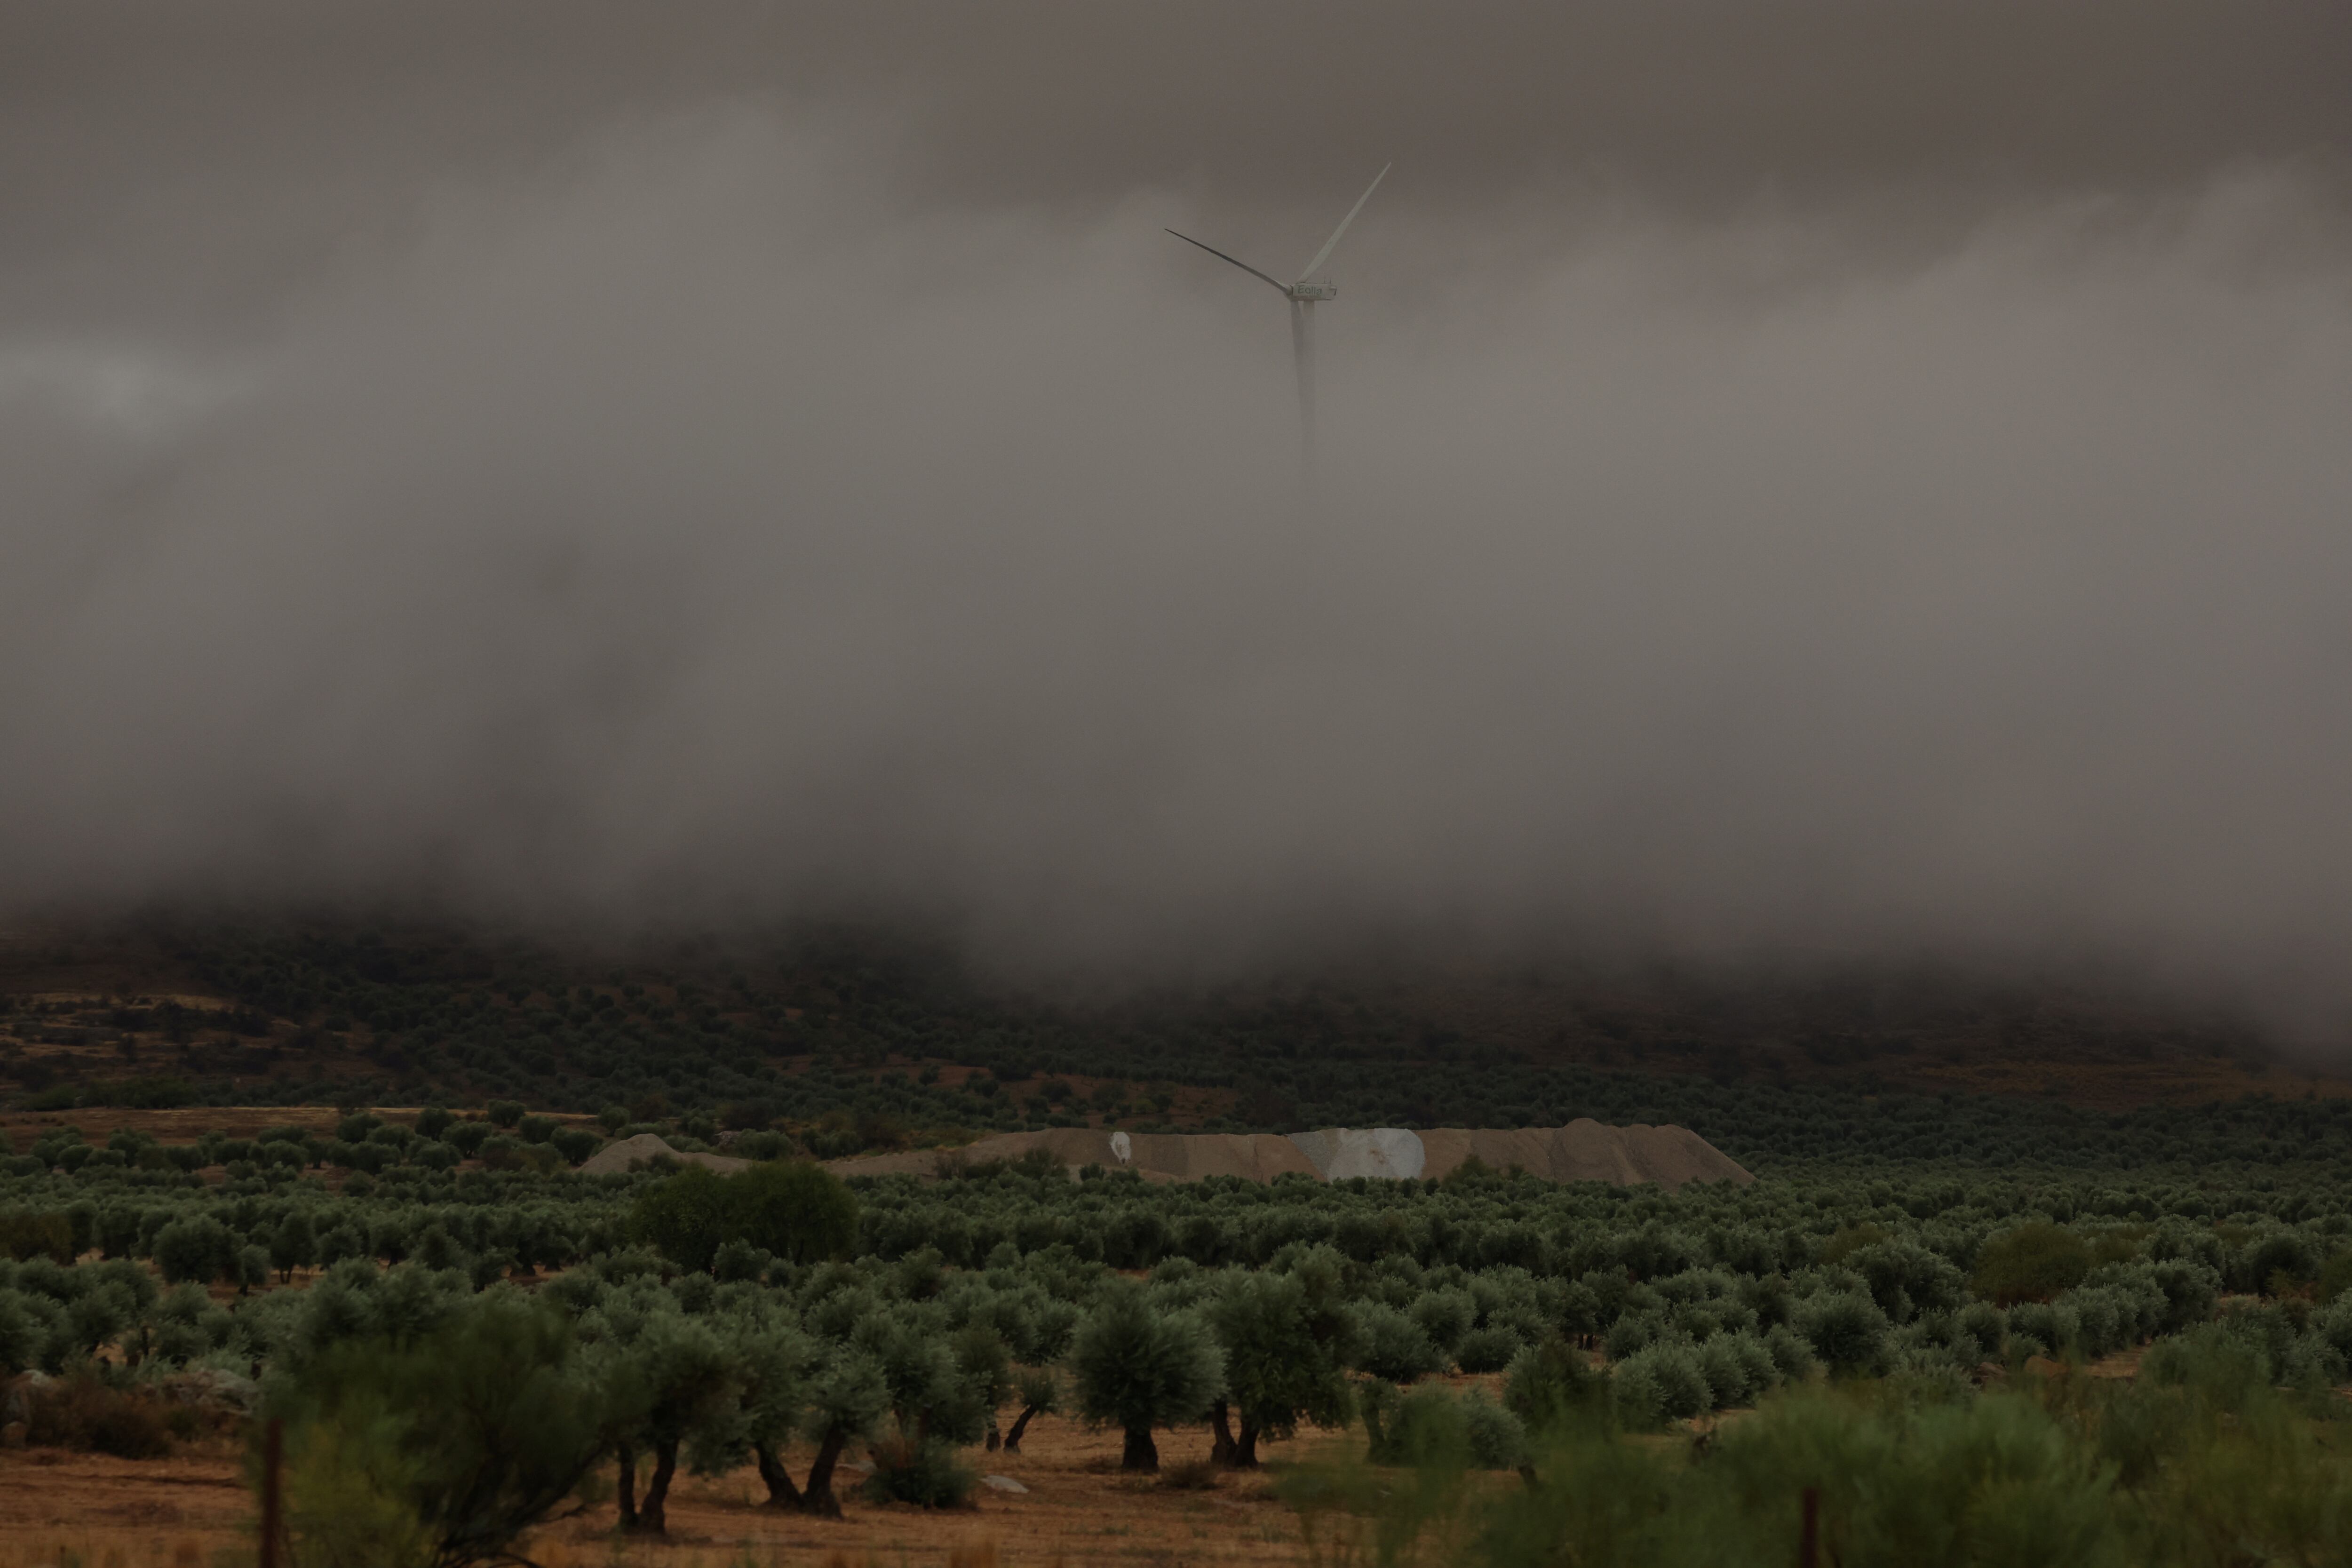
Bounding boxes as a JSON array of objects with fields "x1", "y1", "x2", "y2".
[
  {"x1": 614, "y1": 1442, "x2": 640, "y2": 1531},
  {"x1": 1122, "y1": 1426, "x2": 1159, "y2": 1472},
  {"x1": 638, "y1": 1437, "x2": 679, "y2": 1534},
  {"x1": 1003, "y1": 1400, "x2": 1048, "y2": 1453},
  {"x1": 1209, "y1": 1401, "x2": 1238, "y2": 1466},
  {"x1": 802, "y1": 1426, "x2": 851, "y2": 1518},
  {"x1": 754, "y1": 1442, "x2": 804, "y2": 1510}
]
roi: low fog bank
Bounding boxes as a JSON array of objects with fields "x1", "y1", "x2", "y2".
[{"x1": 3, "y1": 102, "x2": 2351, "y2": 1036}]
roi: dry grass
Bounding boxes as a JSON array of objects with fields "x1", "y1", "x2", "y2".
[
  {"x1": 0, "y1": 1532, "x2": 222, "y2": 1568},
  {"x1": 0, "y1": 1410, "x2": 1328, "y2": 1568}
]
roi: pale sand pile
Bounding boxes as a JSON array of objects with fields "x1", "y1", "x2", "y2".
[
  {"x1": 575, "y1": 1131, "x2": 752, "y2": 1178},
  {"x1": 823, "y1": 1118, "x2": 1750, "y2": 1190}
]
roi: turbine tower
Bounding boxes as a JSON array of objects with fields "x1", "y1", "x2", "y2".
[{"x1": 1167, "y1": 164, "x2": 1390, "y2": 474}]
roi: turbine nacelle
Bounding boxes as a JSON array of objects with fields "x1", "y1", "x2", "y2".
[{"x1": 1164, "y1": 163, "x2": 1389, "y2": 478}]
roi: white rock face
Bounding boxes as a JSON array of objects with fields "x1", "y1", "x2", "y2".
[{"x1": 1287, "y1": 1127, "x2": 1426, "y2": 1181}]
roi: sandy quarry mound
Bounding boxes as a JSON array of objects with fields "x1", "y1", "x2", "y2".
[
  {"x1": 1289, "y1": 1127, "x2": 1427, "y2": 1180},
  {"x1": 825, "y1": 1128, "x2": 1315, "y2": 1184},
  {"x1": 824, "y1": 1118, "x2": 1749, "y2": 1189},
  {"x1": 1410, "y1": 1119, "x2": 1751, "y2": 1187},
  {"x1": 1124, "y1": 1131, "x2": 1320, "y2": 1183},
  {"x1": 575, "y1": 1132, "x2": 752, "y2": 1178}
]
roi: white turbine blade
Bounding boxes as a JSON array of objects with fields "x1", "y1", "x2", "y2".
[
  {"x1": 1295, "y1": 163, "x2": 1391, "y2": 283},
  {"x1": 1165, "y1": 230, "x2": 1292, "y2": 295}
]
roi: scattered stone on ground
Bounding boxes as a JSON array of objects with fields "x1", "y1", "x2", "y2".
[{"x1": 156, "y1": 1368, "x2": 258, "y2": 1413}]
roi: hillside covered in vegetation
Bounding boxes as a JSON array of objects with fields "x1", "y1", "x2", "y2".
[{"x1": 2, "y1": 918, "x2": 2345, "y2": 1173}]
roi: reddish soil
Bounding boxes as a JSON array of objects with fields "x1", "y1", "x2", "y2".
[{"x1": 0, "y1": 1417, "x2": 1333, "y2": 1568}]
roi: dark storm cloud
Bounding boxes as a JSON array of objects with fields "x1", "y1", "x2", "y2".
[
  {"x1": 8, "y1": 0, "x2": 2351, "y2": 328},
  {"x1": 4, "y1": 6, "x2": 2352, "y2": 1029}
]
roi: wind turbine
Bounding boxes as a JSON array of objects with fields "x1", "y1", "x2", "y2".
[{"x1": 1167, "y1": 164, "x2": 1389, "y2": 473}]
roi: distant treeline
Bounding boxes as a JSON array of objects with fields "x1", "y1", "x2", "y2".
[{"x1": 0, "y1": 923, "x2": 2329, "y2": 1170}]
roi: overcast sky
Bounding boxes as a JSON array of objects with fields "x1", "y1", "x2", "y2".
[{"x1": 5, "y1": 3, "x2": 2351, "y2": 1029}]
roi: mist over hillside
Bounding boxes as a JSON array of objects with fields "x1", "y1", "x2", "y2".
[
  {"x1": 5, "y1": 3, "x2": 2351, "y2": 1043},
  {"x1": 0, "y1": 914, "x2": 2318, "y2": 1133}
]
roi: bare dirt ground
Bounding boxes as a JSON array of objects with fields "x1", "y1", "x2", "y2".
[{"x1": 0, "y1": 1416, "x2": 1334, "y2": 1568}]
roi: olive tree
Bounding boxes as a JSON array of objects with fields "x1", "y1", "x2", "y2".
[
  {"x1": 997, "y1": 1366, "x2": 1062, "y2": 1453},
  {"x1": 850, "y1": 1315, "x2": 1009, "y2": 1505},
  {"x1": 686, "y1": 1313, "x2": 820, "y2": 1511},
  {"x1": 270, "y1": 1211, "x2": 317, "y2": 1283},
  {"x1": 1206, "y1": 1267, "x2": 1357, "y2": 1466},
  {"x1": 152, "y1": 1215, "x2": 237, "y2": 1286},
  {"x1": 797, "y1": 1346, "x2": 891, "y2": 1516},
  {"x1": 1070, "y1": 1279, "x2": 1224, "y2": 1472},
  {"x1": 580, "y1": 1302, "x2": 736, "y2": 1535},
  {"x1": 630, "y1": 1161, "x2": 858, "y2": 1275}
]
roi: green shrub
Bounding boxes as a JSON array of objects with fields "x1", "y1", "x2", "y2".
[
  {"x1": 1605, "y1": 1307, "x2": 1667, "y2": 1360},
  {"x1": 1797, "y1": 1289, "x2": 1891, "y2": 1376},
  {"x1": 1354, "y1": 1302, "x2": 1443, "y2": 1383},
  {"x1": 2242, "y1": 1231, "x2": 2320, "y2": 1296},
  {"x1": 271, "y1": 1294, "x2": 619, "y2": 1567},
  {"x1": 1502, "y1": 1336, "x2": 1604, "y2": 1433},
  {"x1": 1408, "y1": 1288, "x2": 1475, "y2": 1358},
  {"x1": 630, "y1": 1161, "x2": 858, "y2": 1275},
  {"x1": 1363, "y1": 1382, "x2": 1529, "y2": 1470},
  {"x1": 2315, "y1": 1250, "x2": 2352, "y2": 1305},
  {"x1": 1696, "y1": 1332, "x2": 1759, "y2": 1407},
  {"x1": 1956, "y1": 1300, "x2": 2008, "y2": 1360},
  {"x1": 1973, "y1": 1224, "x2": 2093, "y2": 1306},
  {"x1": 861, "y1": 1426, "x2": 976, "y2": 1507},
  {"x1": 0, "y1": 1210, "x2": 73, "y2": 1264},
  {"x1": 1462, "y1": 1392, "x2": 1532, "y2": 1471},
  {"x1": 1611, "y1": 1341, "x2": 1712, "y2": 1427},
  {"x1": 0, "y1": 1290, "x2": 38, "y2": 1373},
  {"x1": 27, "y1": 1373, "x2": 173, "y2": 1458},
  {"x1": 1707, "y1": 1388, "x2": 2124, "y2": 1568},
  {"x1": 1455, "y1": 1324, "x2": 1524, "y2": 1375},
  {"x1": 2009, "y1": 1300, "x2": 2079, "y2": 1361},
  {"x1": 1818, "y1": 1223, "x2": 1891, "y2": 1265},
  {"x1": 153, "y1": 1215, "x2": 237, "y2": 1285}
]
